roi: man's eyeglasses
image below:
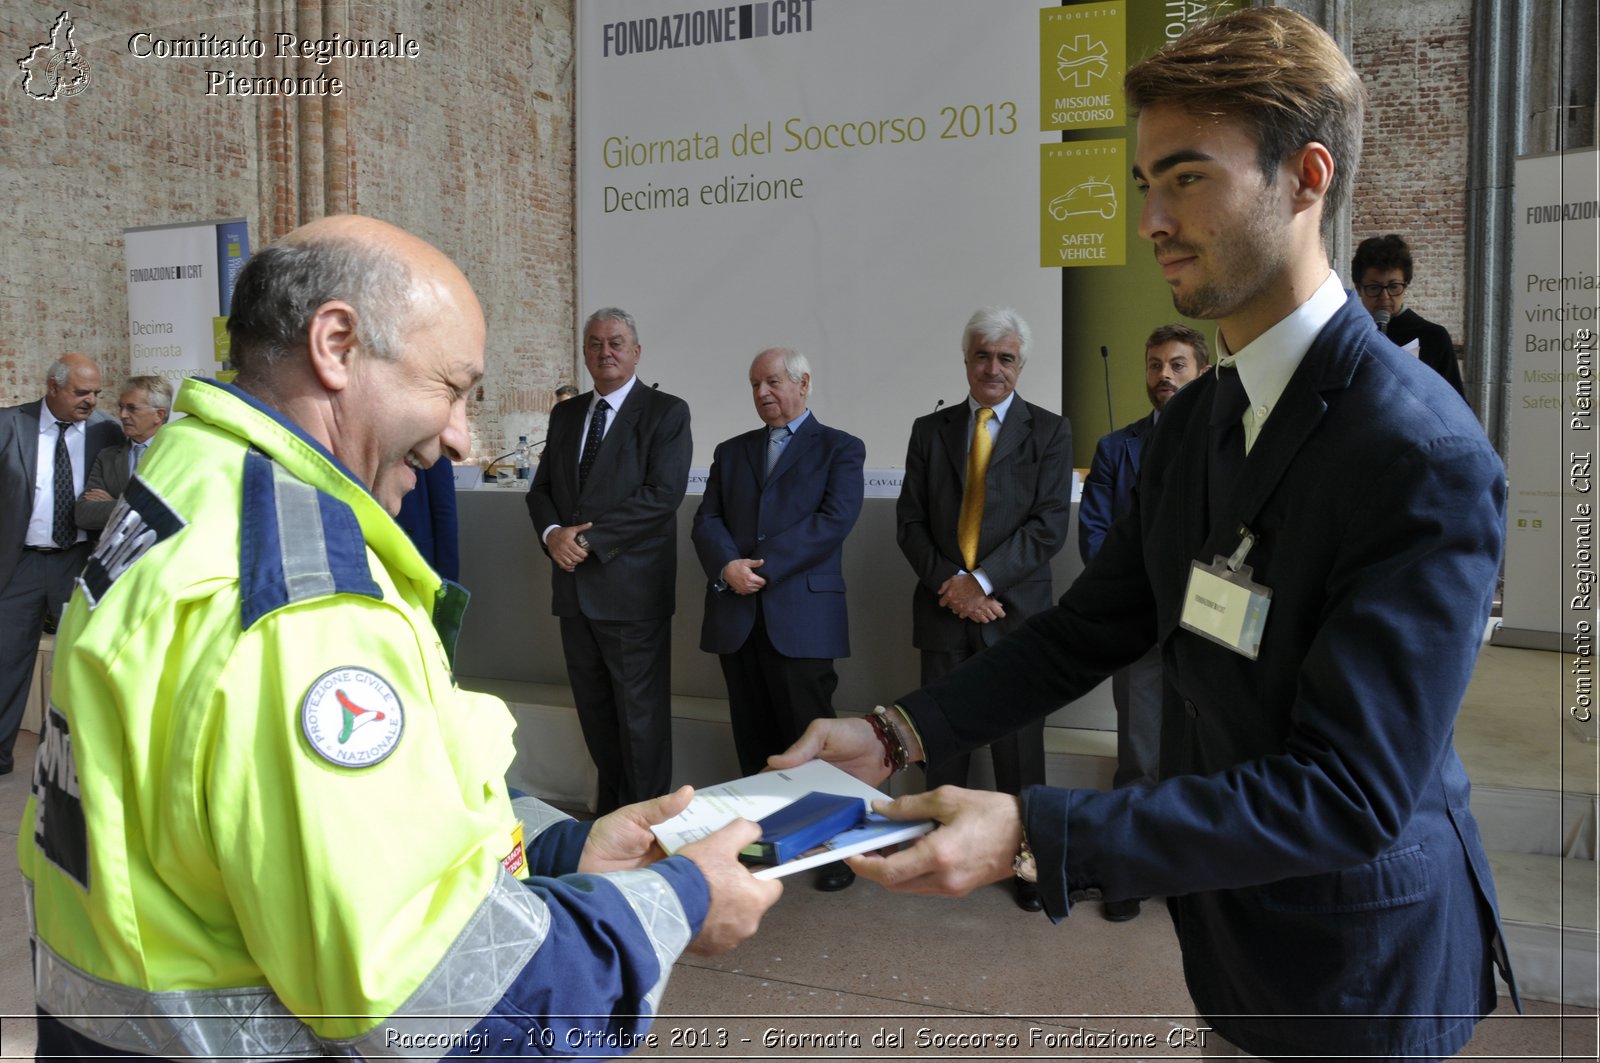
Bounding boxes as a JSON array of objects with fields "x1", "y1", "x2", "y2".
[
  {"x1": 117, "y1": 403, "x2": 151, "y2": 414},
  {"x1": 1360, "y1": 281, "x2": 1408, "y2": 298}
]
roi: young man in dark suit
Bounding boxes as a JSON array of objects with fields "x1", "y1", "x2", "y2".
[
  {"x1": 692, "y1": 347, "x2": 864, "y2": 890},
  {"x1": 0, "y1": 354, "x2": 120, "y2": 775},
  {"x1": 894, "y1": 306, "x2": 1073, "y2": 911},
  {"x1": 778, "y1": 9, "x2": 1515, "y2": 1059},
  {"x1": 527, "y1": 308, "x2": 692, "y2": 813},
  {"x1": 1075, "y1": 323, "x2": 1208, "y2": 922}
]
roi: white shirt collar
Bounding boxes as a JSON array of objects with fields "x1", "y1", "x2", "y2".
[
  {"x1": 41, "y1": 413, "x2": 82, "y2": 436},
  {"x1": 967, "y1": 391, "x2": 1017, "y2": 423},
  {"x1": 1216, "y1": 270, "x2": 1345, "y2": 432},
  {"x1": 593, "y1": 374, "x2": 637, "y2": 412}
]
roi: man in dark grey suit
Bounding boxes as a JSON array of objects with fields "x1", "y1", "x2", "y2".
[
  {"x1": 527, "y1": 308, "x2": 692, "y2": 813},
  {"x1": 895, "y1": 307, "x2": 1073, "y2": 910},
  {"x1": 75, "y1": 374, "x2": 173, "y2": 531},
  {"x1": 0, "y1": 354, "x2": 120, "y2": 774}
]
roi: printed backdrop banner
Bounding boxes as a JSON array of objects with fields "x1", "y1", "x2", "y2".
[
  {"x1": 1498, "y1": 149, "x2": 1599, "y2": 650},
  {"x1": 124, "y1": 218, "x2": 250, "y2": 384},
  {"x1": 576, "y1": 0, "x2": 1062, "y2": 466}
]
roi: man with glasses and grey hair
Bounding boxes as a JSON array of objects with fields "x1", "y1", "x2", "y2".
[{"x1": 75, "y1": 374, "x2": 174, "y2": 531}]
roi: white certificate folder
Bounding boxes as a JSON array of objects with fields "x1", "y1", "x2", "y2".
[{"x1": 649, "y1": 759, "x2": 934, "y2": 879}]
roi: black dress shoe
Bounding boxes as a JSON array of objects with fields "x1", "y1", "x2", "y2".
[
  {"x1": 1013, "y1": 876, "x2": 1043, "y2": 912},
  {"x1": 814, "y1": 863, "x2": 855, "y2": 892},
  {"x1": 1103, "y1": 897, "x2": 1142, "y2": 922}
]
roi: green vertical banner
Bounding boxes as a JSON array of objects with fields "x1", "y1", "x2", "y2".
[
  {"x1": 1043, "y1": 0, "x2": 1245, "y2": 464},
  {"x1": 1041, "y1": 140, "x2": 1127, "y2": 267},
  {"x1": 1039, "y1": 2, "x2": 1126, "y2": 132}
]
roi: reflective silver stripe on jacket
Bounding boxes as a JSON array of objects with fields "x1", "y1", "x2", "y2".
[
  {"x1": 272, "y1": 463, "x2": 336, "y2": 602},
  {"x1": 33, "y1": 933, "x2": 329, "y2": 1060},
  {"x1": 34, "y1": 862, "x2": 691, "y2": 1060},
  {"x1": 512, "y1": 793, "x2": 574, "y2": 844},
  {"x1": 603, "y1": 868, "x2": 694, "y2": 1016}
]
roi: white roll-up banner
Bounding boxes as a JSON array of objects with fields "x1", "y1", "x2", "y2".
[
  {"x1": 124, "y1": 218, "x2": 250, "y2": 385},
  {"x1": 1499, "y1": 149, "x2": 1597, "y2": 654}
]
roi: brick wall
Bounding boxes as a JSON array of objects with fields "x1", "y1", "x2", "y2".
[
  {"x1": 1, "y1": 0, "x2": 577, "y2": 462},
  {"x1": 1350, "y1": 0, "x2": 1473, "y2": 344}
]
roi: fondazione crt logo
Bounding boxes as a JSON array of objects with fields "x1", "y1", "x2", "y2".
[
  {"x1": 599, "y1": 0, "x2": 816, "y2": 58},
  {"x1": 17, "y1": 10, "x2": 91, "y2": 100}
]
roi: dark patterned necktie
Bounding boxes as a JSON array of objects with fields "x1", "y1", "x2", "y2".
[
  {"x1": 1208, "y1": 367, "x2": 1249, "y2": 524},
  {"x1": 578, "y1": 398, "x2": 609, "y2": 489},
  {"x1": 53, "y1": 421, "x2": 76, "y2": 548}
]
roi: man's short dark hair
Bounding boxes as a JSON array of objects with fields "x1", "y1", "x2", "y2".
[
  {"x1": 1124, "y1": 7, "x2": 1365, "y2": 244},
  {"x1": 1145, "y1": 323, "x2": 1210, "y2": 368},
  {"x1": 227, "y1": 235, "x2": 415, "y2": 383},
  {"x1": 1351, "y1": 234, "x2": 1414, "y2": 284}
]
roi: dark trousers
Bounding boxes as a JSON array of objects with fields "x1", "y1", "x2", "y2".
[
  {"x1": 559, "y1": 614, "x2": 673, "y2": 815},
  {"x1": 1112, "y1": 644, "x2": 1163, "y2": 789},
  {"x1": 0, "y1": 544, "x2": 90, "y2": 770},
  {"x1": 919, "y1": 624, "x2": 1045, "y2": 794},
  {"x1": 718, "y1": 607, "x2": 839, "y2": 776}
]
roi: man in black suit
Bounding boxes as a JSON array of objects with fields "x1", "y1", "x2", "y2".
[
  {"x1": 74, "y1": 374, "x2": 173, "y2": 531},
  {"x1": 527, "y1": 308, "x2": 692, "y2": 813},
  {"x1": 0, "y1": 354, "x2": 120, "y2": 774},
  {"x1": 895, "y1": 306, "x2": 1073, "y2": 911},
  {"x1": 778, "y1": 10, "x2": 1514, "y2": 1058}
]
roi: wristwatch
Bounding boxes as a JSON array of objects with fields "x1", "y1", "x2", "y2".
[{"x1": 575, "y1": 532, "x2": 592, "y2": 551}]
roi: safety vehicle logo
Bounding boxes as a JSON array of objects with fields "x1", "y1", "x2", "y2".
[{"x1": 301, "y1": 667, "x2": 404, "y2": 768}]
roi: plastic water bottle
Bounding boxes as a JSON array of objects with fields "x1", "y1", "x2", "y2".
[{"x1": 515, "y1": 435, "x2": 531, "y2": 481}]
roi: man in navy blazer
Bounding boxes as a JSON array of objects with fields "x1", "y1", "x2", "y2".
[
  {"x1": 1076, "y1": 324, "x2": 1208, "y2": 922},
  {"x1": 777, "y1": 10, "x2": 1516, "y2": 1059},
  {"x1": 0, "y1": 354, "x2": 121, "y2": 775},
  {"x1": 693, "y1": 348, "x2": 864, "y2": 781},
  {"x1": 527, "y1": 308, "x2": 692, "y2": 813}
]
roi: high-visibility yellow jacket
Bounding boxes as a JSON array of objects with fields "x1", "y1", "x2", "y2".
[{"x1": 20, "y1": 378, "x2": 707, "y2": 1060}]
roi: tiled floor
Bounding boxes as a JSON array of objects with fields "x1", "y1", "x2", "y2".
[{"x1": 3, "y1": 638, "x2": 1598, "y2": 1060}]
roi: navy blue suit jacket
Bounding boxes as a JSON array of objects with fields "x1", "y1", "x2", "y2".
[
  {"x1": 395, "y1": 456, "x2": 459, "y2": 582},
  {"x1": 902, "y1": 295, "x2": 1513, "y2": 1060},
  {"x1": 1077, "y1": 409, "x2": 1154, "y2": 564},
  {"x1": 692, "y1": 414, "x2": 864, "y2": 659}
]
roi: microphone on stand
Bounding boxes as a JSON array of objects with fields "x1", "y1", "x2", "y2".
[
  {"x1": 1100, "y1": 345, "x2": 1115, "y2": 432},
  {"x1": 488, "y1": 438, "x2": 546, "y2": 465},
  {"x1": 1373, "y1": 309, "x2": 1391, "y2": 335}
]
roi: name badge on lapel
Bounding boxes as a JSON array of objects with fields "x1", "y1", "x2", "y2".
[{"x1": 1180, "y1": 527, "x2": 1271, "y2": 659}]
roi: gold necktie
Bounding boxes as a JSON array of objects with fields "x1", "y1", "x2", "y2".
[{"x1": 958, "y1": 407, "x2": 994, "y2": 570}]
